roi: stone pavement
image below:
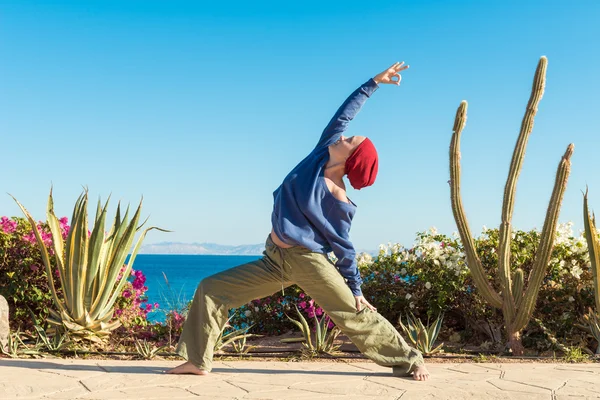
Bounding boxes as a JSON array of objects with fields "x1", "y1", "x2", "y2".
[{"x1": 1, "y1": 359, "x2": 600, "y2": 399}]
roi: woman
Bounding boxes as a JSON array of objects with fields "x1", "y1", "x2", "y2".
[{"x1": 168, "y1": 62, "x2": 430, "y2": 381}]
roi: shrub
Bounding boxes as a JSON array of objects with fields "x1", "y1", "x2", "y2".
[
  {"x1": 359, "y1": 224, "x2": 596, "y2": 352},
  {"x1": 0, "y1": 216, "x2": 67, "y2": 331},
  {"x1": 113, "y1": 267, "x2": 159, "y2": 330},
  {"x1": 228, "y1": 285, "x2": 305, "y2": 335}
]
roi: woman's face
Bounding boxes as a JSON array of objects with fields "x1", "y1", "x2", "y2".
[{"x1": 329, "y1": 135, "x2": 366, "y2": 161}]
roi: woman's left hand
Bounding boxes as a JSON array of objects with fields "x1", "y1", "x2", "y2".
[
  {"x1": 355, "y1": 295, "x2": 377, "y2": 312},
  {"x1": 373, "y1": 61, "x2": 409, "y2": 85}
]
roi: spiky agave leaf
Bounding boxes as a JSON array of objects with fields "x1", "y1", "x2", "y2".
[
  {"x1": 45, "y1": 188, "x2": 68, "y2": 307},
  {"x1": 84, "y1": 196, "x2": 111, "y2": 309},
  {"x1": 285, "y1": 305, "x2": 314, "y2": 351},
  {"x1": 399, "y1": 314, "x2": 419, "y2": 347},
  {"x1": 64, "y1": 191, "x2": 89, "y2": 323},
  {"x1": 584, "y1": 189, "x2": 600, "y2": 313}
]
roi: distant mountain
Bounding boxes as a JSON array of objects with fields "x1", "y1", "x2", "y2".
[{"x1": 139, "y1": 242, "x2": 264, "y2": 255}]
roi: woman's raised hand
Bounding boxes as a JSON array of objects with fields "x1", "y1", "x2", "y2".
[{"x1": 373, "y1": 62, "x2": 409, "y2": 85}]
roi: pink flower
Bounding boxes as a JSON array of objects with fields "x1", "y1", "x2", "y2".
[
  {"x1": 122, "y1": 290, "x2": 132, "y2": 299},
  {"x1": 0, "y1": 217, "x2": 17, "y2": 233},
  {"x1": 154, "y1": 303, "x2": 159, "y2": 309},
  {"x1": 23, "y1": 232, "x2": 37, "y2": 244},
  {"x1": 145, "y1": 303, "x2": 153, "y2": 312},
  {"x1": 299, "y1": 293, "x2": 305, "y2": 299},
  {"x1": 30, "y1": 265, "x2": 40, "y2": 272},
  {"x1": 315, "y1": 307, "x2": 323, "y2": 316},
  {"x1": 298, "y1": 301, "x2": 307, "y2": 309}
]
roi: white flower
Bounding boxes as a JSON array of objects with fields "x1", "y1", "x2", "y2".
[
  {"x1": 378, "y1": 243, "x2": 391, "y2": 257},
  {"x1": 254, "y1": 307, "x2": 260, "y2": 312},
  {"x1": 482, "y1": 225, "x2": 488, "y2": 232},
  {"x1": 400, "y1": 268, "x2": 407, "y2": 275},
  {"x1": 570, "y1": 265, "x2": 583, "y2": 280},
  {"x1": 433, "y1": 259, "x2": 440, "y2": 266},
  {"x1": 455, "y1": 271, "x2": 460, "y2": 276},
  {"x1": 430, "y1": 226, "x2": 438, "y2": 235},
  {"x1": 244, "y1": 310, "x2": 251, "y2": 317},
  {"x1": 356, "y1": 252, "x2": 373, "y2": 266},
  {"x1": 405, "y1": 293, "x2": 412, "y2": 300},
  {"x1": 409, "y1": 302, "x2": 415, "y2": 309},
  {"x1": 568, "y1": 296, "x2": 575, "y2": 302},
  {"x1": 425, "y1": 282, "x2": 432, "y2": 289}
]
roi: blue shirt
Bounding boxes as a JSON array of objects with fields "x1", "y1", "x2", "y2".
[{"x1": 271, "y1": 78, "x2": 379, "y2": 296}]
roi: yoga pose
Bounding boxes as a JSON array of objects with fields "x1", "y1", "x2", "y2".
[{"x1": 168, "y1": 62, "x2": 430, "y2": 381}]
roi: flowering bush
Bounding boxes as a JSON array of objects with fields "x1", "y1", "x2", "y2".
[
  {"x1": 360, "y1": 229, "x2": 468, "y2": 325},
  {"x1": 227, "y1": 285, "x2": 333, "y2": 335},
  {"x1": 359, "y1": 224, "x2": 597, "y2": 352},
  {"x1": 0, "y1": 216, "x2": 68, "y2": 330},
  {"x1": 114, "y1": 267, "x2": 158, "y2": 330}
]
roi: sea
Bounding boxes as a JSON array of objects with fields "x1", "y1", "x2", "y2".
[{"x1": 133, "y1": 254, "x2": 261, "y2": 322}]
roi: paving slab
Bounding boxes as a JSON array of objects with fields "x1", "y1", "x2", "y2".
[{"x1": 1, "y1": 359, "x2": 599, "y2": 399}]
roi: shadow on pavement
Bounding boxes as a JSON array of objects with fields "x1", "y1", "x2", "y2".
[{"x1": 0, "y1": 359, "x2": 402, "y2": 378}]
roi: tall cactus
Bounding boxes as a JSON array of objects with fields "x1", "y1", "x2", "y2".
[
  {"x1": 582, "y1": 190, "x2": 600, "y2": 354},
  {"x1": 449, "y1": 56, "x2": 574, "y2": 354}
]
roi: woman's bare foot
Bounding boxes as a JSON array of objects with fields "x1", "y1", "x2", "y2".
[
  {"x1": 166, "y1": 361, "x2": 209, "y2": 375},
  {"x1": 412, "y1": 365, "x2": 430, "y2": 381}
]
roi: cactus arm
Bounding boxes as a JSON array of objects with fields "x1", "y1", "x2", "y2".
[
  {"x1": 512, "y1": 268, "x2": 524, "y2": 309},
  {"x1": 498, "y1": 56, "x2": 549, "y2": 321},
  {"x1": 450, "y1": 101, "x2": 503, "y2": 309},
  {"x1": 514, "y1": 144, "x2": 574, "y2": 331},
  {"x1": 584, "y1": 189, "x2": 600, "y2": 313}
]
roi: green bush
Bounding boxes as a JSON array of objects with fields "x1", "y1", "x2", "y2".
[{"x1": 0, "y1": 216, "x2": 62, "y2": 331}]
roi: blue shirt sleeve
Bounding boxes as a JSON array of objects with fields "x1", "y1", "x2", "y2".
[
  {"x1": 322, "y1": 205, "x2": 363, "y2": 297},
  {"x1": 316, "y1": 78, "x2": 379, "y2": 150}
]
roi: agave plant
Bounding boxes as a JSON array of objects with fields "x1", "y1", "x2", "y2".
[
  {"x1": 231, "y1": 333, "x2": 260, "y2": 354},
  {"x1": 283, "y1": 305, "x2": 341, "y2": 357},
  {"x1": 213, "y1": 316, "x2": 259, "y2": 353},
  {"x1": 0, "y1": 329, "x2": 26, "y2": 358},
  {"x1": 134, "y1": 339, "x2": 166, "y2": 360},
  {"x1": 29, "y1": 311, "x2": 69, "y2": 352},
  {"x1": 12, "y1": 189, "x2": 166, "y2": 340},
  {"x1": 398, "y1": 313, "x2": 444, "y2": 356}
]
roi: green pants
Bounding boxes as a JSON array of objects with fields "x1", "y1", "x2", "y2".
[{"x1": 176, "y1": 235, "x2": 424, "y2": 374}]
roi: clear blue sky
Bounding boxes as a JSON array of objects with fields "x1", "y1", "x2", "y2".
[{"x1": 1, "y1": 0, "x2": 599, "y2": 252}]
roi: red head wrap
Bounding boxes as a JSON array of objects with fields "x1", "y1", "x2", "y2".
[{"x1": 344, "y1": 138, "x2": 378, "y2": 190}]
